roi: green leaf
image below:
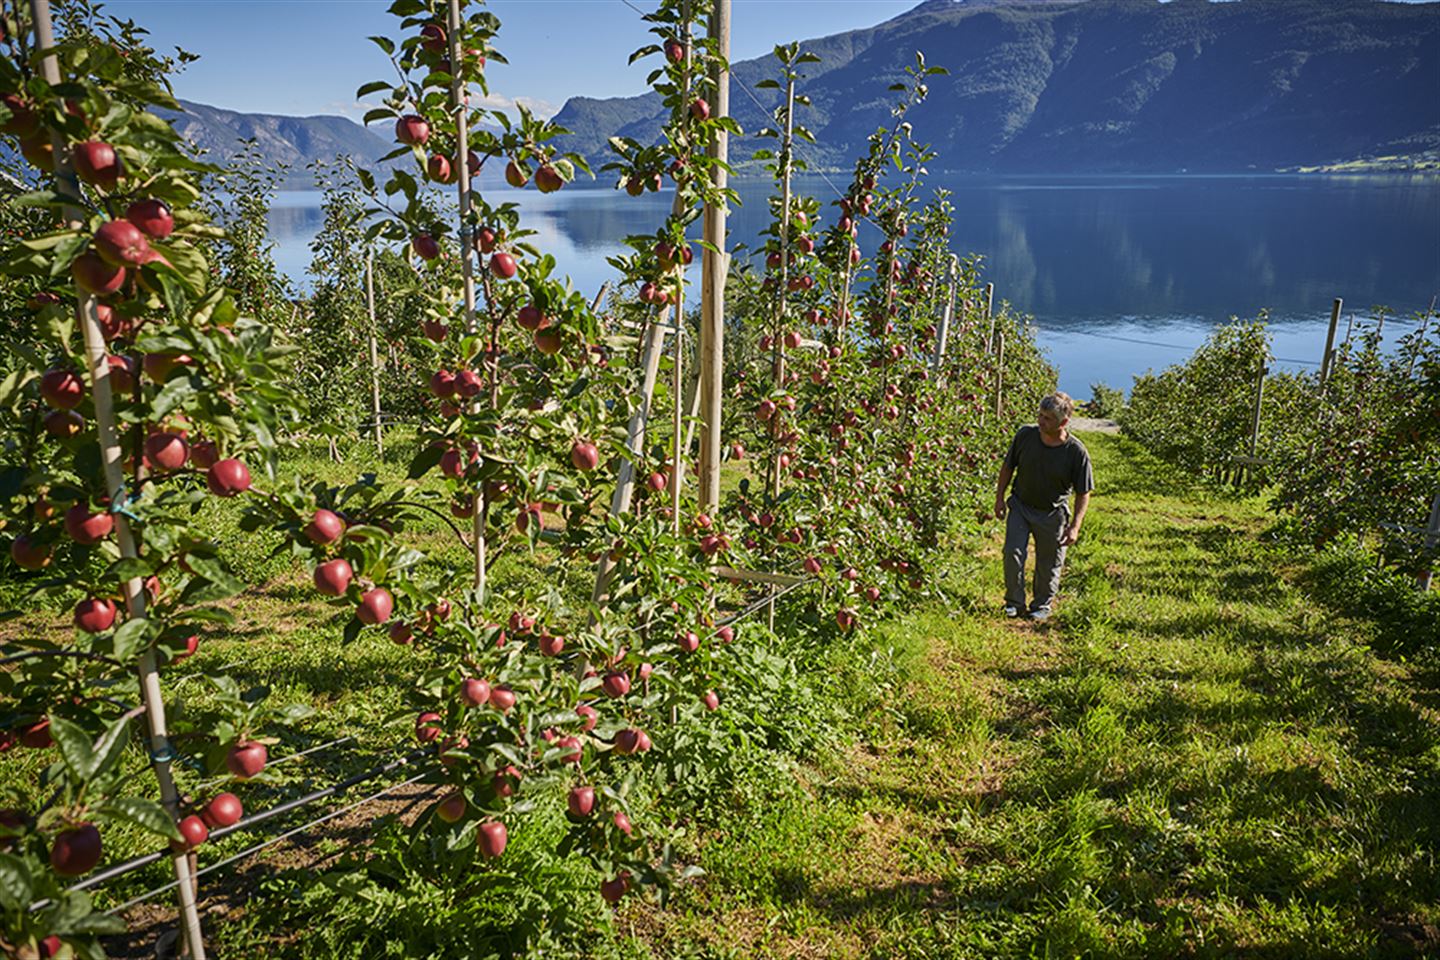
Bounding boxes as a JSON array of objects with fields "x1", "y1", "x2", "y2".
[
  {"x1": 50, "y1": 715, "x2": 96, "y2": 782},
  {"x1": 368, "y1": 35, "x2": 396, "y2": 56},
  {"x1": 362, "y1": 107, "x2": 396, "y2": 127},
  {"x1": 100, "y1": 796, "x2": 182, "y2": 842},
  {"x1": 407, "y1": 443, "x2": 442, "y2": 479},
  {"x1": 0, "y1": 853, "x2": 34, "y2": 913},
  {"x1": 111, "y1": 617, "x2": 154, "y2": 661},
  {"x1": 90, "y1": 713, "x2": 133, "y2": 781},
  {"x1": 355, "y1": 80, "x2": 391, "y2": 98}
]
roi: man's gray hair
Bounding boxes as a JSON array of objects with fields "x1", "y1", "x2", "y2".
[{"x1": 1040, "y1": 391, "x2": 1074, "y2": 420}]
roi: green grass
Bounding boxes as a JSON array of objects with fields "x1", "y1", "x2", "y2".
[
  {"x1": 632, "y1": 432, "x2": 1440, "y2": 959},
  {"x1": 7, "y1": 431, "x2": 1437, "y2": 958}
]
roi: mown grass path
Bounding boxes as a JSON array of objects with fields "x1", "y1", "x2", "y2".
[{"x1": 640, "y1": 432, "x2": 1440, "y2": 959}]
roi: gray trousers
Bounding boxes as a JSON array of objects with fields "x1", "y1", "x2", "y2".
[{"x1": 1003, "y1": 495, "x2": 1068, "y2": 612}]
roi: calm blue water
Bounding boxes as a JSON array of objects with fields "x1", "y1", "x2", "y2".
[{"x1": 264, "y1": 171, "x2": 1440, "y2": 398}]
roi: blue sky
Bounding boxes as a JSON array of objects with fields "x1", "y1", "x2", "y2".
[{"x1": 105, "y1": 0, "x2": 924, "y2": 120}]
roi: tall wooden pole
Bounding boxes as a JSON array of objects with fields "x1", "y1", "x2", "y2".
[
  {"x1": 447, "y1": 0, "x2": 486, "y2": 596},
  {"x1": 933, "y1": 254, "x2": 957, "y2": 368},
  {"x1": 29, "y1": 3, "x2": 207, "y2": 956},
  {"x1": 670, "y1": 277, "x2": 684, "y2": 535},
  {"x1": 994, "y1": 331, "x2": 1005, "y2": 418},
  {"x1": 1319, "y1": 296, "x2": 1342, "y2": 390},
  {"x1": 1248, "y1": 358, "x2": 1268, "y2": 459},
  {"x1": 984, "y1": 282, "x2": 996, "y2": 352},
  {"x1": 698, "y1": 0, "x2": 730, "y2": 512},
  {"x1": 365, "y1": 250, "x2": 383, "y2": 456}
]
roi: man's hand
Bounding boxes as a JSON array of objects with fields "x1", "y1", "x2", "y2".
[
  {"x1": 993, "y1": 496, "x2": 1007, "y2": 520},
  {"x1": 1061, "y1": 524, "x2": 1080, "y2": 547}
]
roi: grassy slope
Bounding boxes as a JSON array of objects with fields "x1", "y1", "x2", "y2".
[{"x1": 632, "y1": 431, "x2": 1440, "y2": 959}]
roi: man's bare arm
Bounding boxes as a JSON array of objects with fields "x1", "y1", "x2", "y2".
[
  {"x1": 1063, "y1": 491, "x2": 1091, "y2": 545},
  {"x1": 994, "y1": 463, "x2": 1013, "y2": 519}
]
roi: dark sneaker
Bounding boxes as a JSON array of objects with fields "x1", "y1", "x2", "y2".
[
  {"x1": 1029, "y1": 606, "x2": 1052, "y2": 622},
  {"x1": 1004, "y1": 605, "x2": 1021, "y2": 618}
]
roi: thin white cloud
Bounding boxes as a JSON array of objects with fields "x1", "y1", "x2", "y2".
[{"x1": 473, "y1": 93, "x2": 562, "y2": 120}]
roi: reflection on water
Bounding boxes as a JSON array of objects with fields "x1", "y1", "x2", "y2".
[{"x1": 262, "y1": 172, "x2": 1440, "y2": 396}]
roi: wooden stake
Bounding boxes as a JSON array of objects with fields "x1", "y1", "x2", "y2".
[
  {"x1": 984, "y1": 282, "x2": 996, "y2": 353},
  {"x1": 670, "y1": 275, "x2": 684, "y2": 535},
  {"x1": 1248, "y1": 357, "x2": 1268, "y2": 462},
  {"x1": 446, "y1": 0, "x2": 486, "y2": 596},
  {"x1": 365, "y1": 249, "x2": 383, "y2": 456},
  {"x1": 1319, "y1": 296, "x2": 1342, "y2": 390},
  {"x1": 933, "y1": 254, "x2": 957, "y2": 368},
  {"x1": 29, "y1": 3, "x2": 207, "y2": 956},
  {"x1": 994, "y1": 330, "x2": 1005, "y2": 418},
  {"x1": 592, "y1": 318, "x2": 670, "y2": 607},
  {"x1": 698, "y1": 0, "x2": 730, "y2": 512}
]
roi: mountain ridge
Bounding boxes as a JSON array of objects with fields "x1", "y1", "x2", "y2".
[{"x1": 550, "y1": 0, "x2": 1440, "y2": 174}]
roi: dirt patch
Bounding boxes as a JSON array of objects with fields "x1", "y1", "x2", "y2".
[{"x1": 1070, "y1": 417, "x2": 1120, "y2": 434}]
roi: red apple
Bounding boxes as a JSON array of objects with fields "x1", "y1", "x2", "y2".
[
  {"x1": 460, "y1": 678, "x2": 491, "y2": 707},
  {"x1": 107, "y1": 354, "x2": 136, "y2": 392},
  {"x1": 602, "y1": 671, "x2": 630, "y2": 698},
  {"x1": 395, "y1": 114, "x2": 430, "y2": 146},
  {"x1": 646, "y1": 472, "x2": 667, "y2": 492},
  {"x1": 568, "y1": 786, "x2": 595, "y2": 817},
  {"x1": 207, "y1": 459, "x2": 251, "y2": 497},
  {"x1": 664, "y1": 39, "x2": 685, "y2": 62},
  {"x1": 126, "y1": 198, "x2": 174, "y2": 239},
  {"x1": 143, "y1": 352, "x2": 191, "y2": 382},
  {"x1": 455, "y1": 369, "x2": 482, "y2": 398},
  {"x1": 677, "y1": 630, "x2": 699, "y2": 653},
  {"x1": 412, "y1": 234, "x2": 439, "y2": 261},
  {"x1": 613, "y1": 811, "x2": 633, "y2": 836},
  {"x1": 476, "y1": 227, "x2": 497, "y2": 253},
  {"x1": 570, "y1": 440, "x2": 599, "y2": 471},
  {"x1": 504, "y1": 159, "x2": 528, "y2": 188},
  {"x1": 50, "y1": 824, "x2": 101, "y2": 875},
  {"x1": 516, "y1": 304, "x2": 548, "y2": 330},
  {"x1": 534, "y1": 164, "x2": 563, "y2": 193},
  {"x1": 94, "y1": 219, "x2": 151, "y2": 267},
  {"x1": 489, "y1": 252, "x2": 517, "y2": 279},
  {"x1": 534, "y1": 330, "x2": 562, "y2": 355},
  {"x1": 690, "y1": 98, "x2": 710, "y2": 120},
  {"x1": 423, "y1": 318, "x2": 449, "y2": 342},
  {"x1": 476, "y1": 820, "x2": 507, "y2": 858},
  {"x1": 429, "y1": 369, "x2": 456, "y2": 398},
  {"x1": 436, "y1": 792, "x2": 466, "y2": 823},
  {"x1": 201, "y1": 792, "x2": 243, "y2": 829},
  {"x1": 40, "y1": 368, "x2": 84, "y2": 409},
  {"x1": 313, "y1": 558, "x2": 353, "y2": 597},
  {"x1": 73, "y1": 141, "x2": 121, "y2": 189},
  {"x1": 415, "y1": 712, "x2": 443, "y2": 744},
  {"x1": 172, "y1": 634, "x2": 199, "y2": 661},
  {"x1": 427, "y1": 154, "x2": 454, "y2": 185},
  {"x1": 357, "y1": 588, "x2": 393, "y2": 625},
  {"x1": 703, "y1": 690, "x2": 720, "y2": 711},
  {"x1": 71, "y1": 252, "x2": 125, "y2": 295},
  {"x1": 190, "y1": 440, "x2": 218, "y2": 469},
  {"x1": 419, "y1": 22, "x2": 446, "y2": 53},
  {"x1": 600, "y1": 872, "x2": 630, "y2": 903},
  {"x1": 537, "y1": 633, "x2": 565, "y2": 657},
  {"x1": 37, "y1": 407, "x2": 80, "y2": 438},
  {"x1": 226, "y1": 740, "x2": 267, "y2": 778},
  {"x1": 0, "y1": 93, "x2": 39, "y2": 137},
  {"x1": 303, "y1": 508, "x2": 345, "y2": 544},
  {"x1": 10, "y1": 534, "x2": 52, "y2": 570},
  {"x1": 177, "y1": 814, "x2": 208, "y2": 850},
  {"x1": 490, "y1": 685, "x2": 516, "y2": 712},
  {"x1": 19, "y1": 717, "x2": 52, "y2": 749},
  {"x1": 388, "y1": 621, "x2": 414, "y2": 645},
  {"x1": 145, "y1": 432, "x2": 189, "y2": 471},
  {"x1": 576, "y1": 703, "x2": 598, "y2": 732},
  {"x1": 613, "y1": 728, "x2": 651, "y2": 755},
  {"x1": 64, "y1": 504, "x2": 113, "y2": 545}
]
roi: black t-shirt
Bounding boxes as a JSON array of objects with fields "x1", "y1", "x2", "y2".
[{"x1": 1004, "y1": 425, "x2": 1094, "y2": 511}]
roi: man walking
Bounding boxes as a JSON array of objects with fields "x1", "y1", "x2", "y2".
[{"x1": 993, "y1": 391, "x2": 1093, "y2": 621}]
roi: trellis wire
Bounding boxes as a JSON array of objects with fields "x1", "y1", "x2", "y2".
[{"x1": 104, "y1": 770, "x2": 432, "y2": 915}]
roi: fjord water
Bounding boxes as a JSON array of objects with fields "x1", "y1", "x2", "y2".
[{"x1": 266, "y1": 172, "x2": 1440, "y2": 398}]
